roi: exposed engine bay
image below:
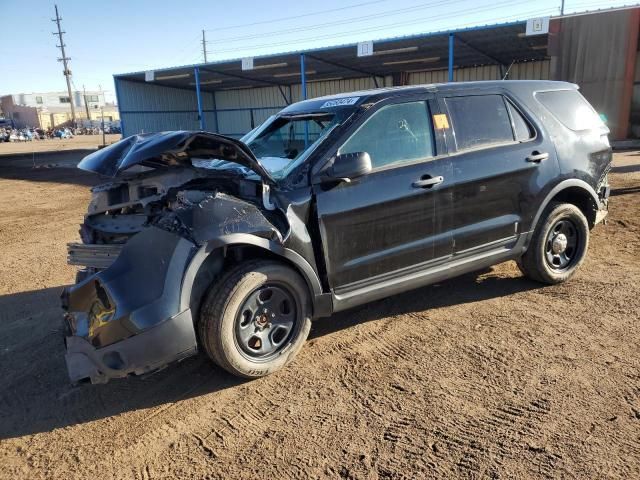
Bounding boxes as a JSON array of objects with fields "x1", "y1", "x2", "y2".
[{"x1": 68, "y1": 168, "x2": 286, "y2": 277}]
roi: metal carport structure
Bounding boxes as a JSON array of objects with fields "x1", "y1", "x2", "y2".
[{"x1": 114, "y1": 20, "x2": 550, "y2": 138}]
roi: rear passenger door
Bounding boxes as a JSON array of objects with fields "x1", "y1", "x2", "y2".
[{"x1": 441, "y1": 93, "x2": 558, "y2": 254}]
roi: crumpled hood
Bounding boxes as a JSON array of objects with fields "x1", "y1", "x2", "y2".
[{"x1": 78, "y1": 131, "x2": 276, "y2": 184}]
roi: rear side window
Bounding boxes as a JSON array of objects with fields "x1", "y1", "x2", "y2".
[
  {"x1": 445, "y1": 95, "x2": 514, "y2": 150},
  {"x1": 339, "y1": 101, "x2": 434, "y2": 169},
  {"x1": 536, "y1": 90, "x2": 605, "y2": 131},
  {"x1": 506, "y1": 101, "x2": 534, "y2": 142}
]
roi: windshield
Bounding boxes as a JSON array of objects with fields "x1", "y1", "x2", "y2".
[
  {"x1": 191, "y1": 108, "x2": 353, "y2": 181},
  {"x1": 242, "y1": 110, "x2": 351, "y2": 178}
]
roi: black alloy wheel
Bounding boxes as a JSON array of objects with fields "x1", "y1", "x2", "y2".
[{"x1": 235, "y1": 283, "x2": 298, "y2": 361}]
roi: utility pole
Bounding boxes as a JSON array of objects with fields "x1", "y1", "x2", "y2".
[
  {"x1": 560, "y1": 0, "x2": 565, "y2": 15},
  {"x1": 82, "y1": 84, "x2": 90, "y2": 124},
  {"x1": 201, "y1": 29, "x2": 208, "y2": 63},
  {"x1": 52, "y1": 4, "x2": 76, "y2": 127},
  {"x1": 101, "y1": 106, "x2": 106, "y2": 147}
]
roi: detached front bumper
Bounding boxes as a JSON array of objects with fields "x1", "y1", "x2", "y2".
[
  {"x1": 64, "y1": 309, "x2": 197, "y2": 384},
  {"x1": 62, "y1": 226, "x2": 199, "y2": 384}
]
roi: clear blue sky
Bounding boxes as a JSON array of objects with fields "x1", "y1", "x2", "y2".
[{"x1": 0, "y1": 0, "x2": 634, "y2": 102}]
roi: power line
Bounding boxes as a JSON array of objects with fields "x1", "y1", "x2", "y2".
[
  {"x1": 566, "y1": 0, "x2": 639, "y2": 10},
  {"x1": 206, "y1": 0, "x2": 390, "y2": 32},
  {"x1": 206, "y1": 0, "x2": 625, "y2": 56},
  {"x1": 168, "y1": 34, "x2": 203, "y2": 66},
  {"x1": 173, "y1": 0, "x2": 627, "y2": 67},
  {"x1": 210, "y1": 0, "x2": 540, "y2": 55},
  {"x1": 206, "y1": 0, "x2": 466, "y2": 45}
]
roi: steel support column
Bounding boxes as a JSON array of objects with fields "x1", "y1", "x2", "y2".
[
  {"x1": 113, "y1": 77, "x2": 125, "y2": 137},
  {"x1": 300, "y1": 53, "x2": 308, "y2": 147},
  {"x1": 211, "y1": 90, "x2": 219, "y2": 133},
  {"x1": 448, "y1": 33, "x2": 454, "y2": 82},
  {"x1": 194, "y1": 67, "x2": 206, "y2": 131}
]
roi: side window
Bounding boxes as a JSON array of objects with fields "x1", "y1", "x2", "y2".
[
  {"x1": 339, "y1": 101, "x2": 434, "y2": 169},
  {"x1": 506, "y1": 101, "x2": 534, "y2": 142},
  {"x1": 445, "y1": 95, "x2": 514, "y2": 151}
]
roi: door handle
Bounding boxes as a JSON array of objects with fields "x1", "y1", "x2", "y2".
[
  {"x1": 412, "y1": 175, "x2": 444, "y2": 188},
  {"x1": 526, "y1": 152, "x2": 549, "y2": 163}
]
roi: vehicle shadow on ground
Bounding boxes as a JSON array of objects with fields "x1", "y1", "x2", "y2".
[
  {"x1": 611, "y1": 186, "x2": 640, "y2": 197},
  {"x1": 0, "y1": 151, "x2": 103, "y2": 187},
  {"x1": 310, "y1": 268, "x2": 542, "y2": 340},
  {"x1": 610, "y1": 164, "x2": 640, "y2": 174},
  {"x1": 0, "y1": 166, "x2": 99, "y2": 187},
  {"x1": 0, "y1": 267, "x2": 541, "y2": 440}
]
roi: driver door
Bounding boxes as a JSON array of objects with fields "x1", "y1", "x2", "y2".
[{"x1": 313, "y1": 97, "x2": 453, "y2": 292}]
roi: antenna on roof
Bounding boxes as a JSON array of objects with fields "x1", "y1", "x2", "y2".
[{"x1": 502, "y1": 60, "x2": 515, "y2": 80}]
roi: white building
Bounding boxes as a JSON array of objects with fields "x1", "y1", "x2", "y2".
[
  {"x1": 0, "y1": 90, "x2": 113, "y2": 128},
  {"x1": 4, "y1": 90, "x2": 107, "y2": 110}
]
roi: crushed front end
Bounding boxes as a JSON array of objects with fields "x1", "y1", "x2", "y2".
[
  {"x1": 61, "y1": 132, "x2": 286, "y2": 384},
  {"x1": 62, "y1": 226, "x2": 198, "y2": 383}
]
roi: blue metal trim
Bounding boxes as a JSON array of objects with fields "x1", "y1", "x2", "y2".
[
  {"x1": 113, "y1": 76, "x2": 126, "y2": 138},
  {"x1": 300, "y1": 53, "x2": 307, "y2": 100},
  {"x1": 211, "y1": 91, "x2": 219, "y2": 133},
  {"x1": 194, "y1": 67, "x2": 206, "y2": 130},
  {"x1": 300, "y1": 53, "x2": 309, "y2": 147},
  {"x1": 448, "y1": 33, "x2": 454, "y2": 82}
]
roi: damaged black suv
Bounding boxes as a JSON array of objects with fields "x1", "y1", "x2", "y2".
[{"x1": 62, "y1": 81, "x2": 611, "y2": 384}]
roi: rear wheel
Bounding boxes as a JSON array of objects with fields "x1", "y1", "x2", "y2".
[
  {"x1": 517, "y1": 202, "x2": 589, "y2": 284},
  {"x1": 198, "y1": 260, "x2": 312, "y2": 378}
]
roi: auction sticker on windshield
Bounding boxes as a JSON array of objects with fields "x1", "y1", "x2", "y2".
[{"x1": 320, "y1": 97, "x2": 360, "y2": 108}]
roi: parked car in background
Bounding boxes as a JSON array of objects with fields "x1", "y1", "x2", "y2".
[{"x1": 62, "y1": 81, "x2": 611, "y2": 384}]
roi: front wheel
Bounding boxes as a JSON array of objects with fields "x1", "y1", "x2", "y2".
[
  {"x1": 198, "y1": 260, "x2": 312, "y2": 378},
  {"x1": 517, "y1": 202, "x2": 590, "y2": 284}
]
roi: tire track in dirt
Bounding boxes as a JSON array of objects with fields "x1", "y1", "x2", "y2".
[{"x1": 1, "y1": 152, "x2": 640, "y2": 479}]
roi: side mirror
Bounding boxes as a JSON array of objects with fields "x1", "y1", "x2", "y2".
[{"x1": 326, "y1": 151, "x2": 372, "y2": 183}]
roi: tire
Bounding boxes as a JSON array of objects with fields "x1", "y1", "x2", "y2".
[
  {"x1": 198, "y1": 260, "x2": 312, "y2": 378},
  {"x1": 517, "y1": 202, "x2": 589, "y2": 284}
]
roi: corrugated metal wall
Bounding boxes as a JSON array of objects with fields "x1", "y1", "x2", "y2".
[
  {"x1": 407, "y1": 60, "x2": 550, "y2": 84},
  {"x1": 118, "y1": 80, "x2": 214, "y2": 136},
  {"x1": 117, "y1": 60, "x2": 550, "y2": 137},
  {"x1": 214, "y1": 86, "x2": 285, "y2": 135},
  {"x1": 288, "y1": 76, "x2": 393, "y2": 102}
]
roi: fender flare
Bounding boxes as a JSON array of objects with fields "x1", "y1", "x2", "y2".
[
  {"x1": 179, "y1": 233, "x2": 325, "y2": 313},
  {"x1": 526, "y1": 179, "x2": 600, "y2": 242}
]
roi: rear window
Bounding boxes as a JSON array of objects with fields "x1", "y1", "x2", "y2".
[
  {"x1": 445, "y1": 95, "x2": 514, "y2": 151},
  {"x1": 536, "y1": 90, "x2": 605, "y2": 131}
]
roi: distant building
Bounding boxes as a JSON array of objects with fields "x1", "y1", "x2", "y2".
[
  {"x1": 0, "y1": 90, "x2": 119, "y2": 128},
  {"x1": 4, "y1": 90, "x2": 106, "y2": 109}
]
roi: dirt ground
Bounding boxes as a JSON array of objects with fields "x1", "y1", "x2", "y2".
[
  {"x1": 0, "y1": 134, "x2": 121, "y2": 155},
  {"x1": 0, "y1": 150, "x2": 638, "y2": 479}
]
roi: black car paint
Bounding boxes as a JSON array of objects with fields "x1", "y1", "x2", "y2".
[
  {"x1": 62, "y1": 80, "x2": 611, "y2": 383},
  {"x1": 79, "y1": 130, "x2": 277, "y2": 183},
  {"x1": 438, "y1": 88, "x2": 562, "y2": 254}
]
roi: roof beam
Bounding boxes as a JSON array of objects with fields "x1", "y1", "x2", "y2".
[
  {"x1": 304, "y1": 53, "x2": 381, "y2": 88},
  {"x1": 451, "y1": 34, "x2": 507, "y2": 68},
  {"x1": 199, "y1": 66, "x2": 289, "y2": 88},
  {"x1": 277, "y1": 85, "x2": 291, "y2": 105}
]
